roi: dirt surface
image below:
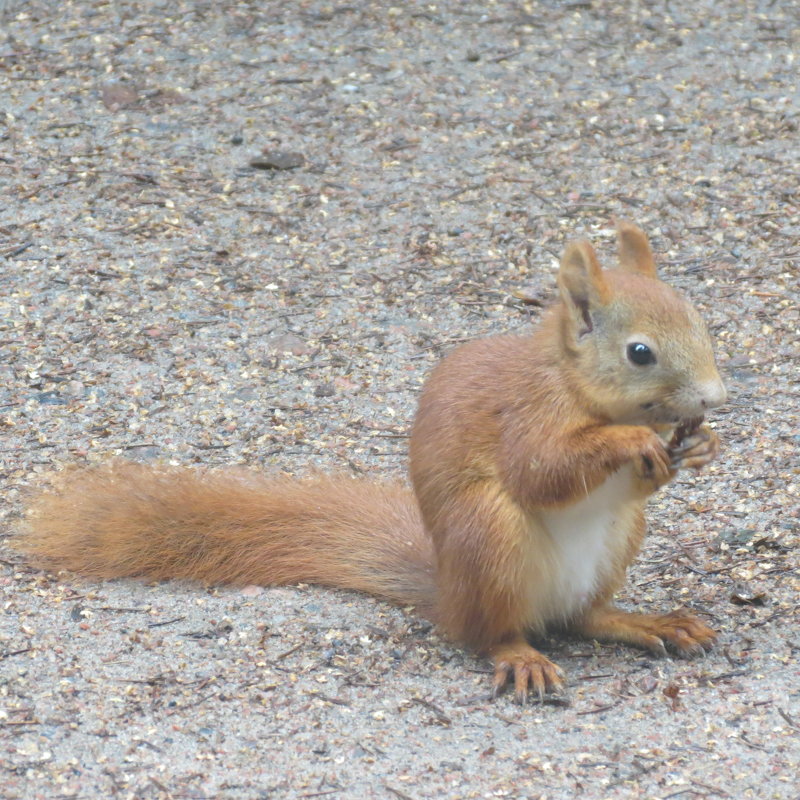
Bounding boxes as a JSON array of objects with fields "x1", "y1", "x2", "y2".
[{"x1": 1, "y1": 2, "x2": 798, "y2": 798}]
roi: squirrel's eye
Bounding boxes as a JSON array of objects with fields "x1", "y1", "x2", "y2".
[{"x1": 627, "y1": 342, "x2": 656, "y2": 366}]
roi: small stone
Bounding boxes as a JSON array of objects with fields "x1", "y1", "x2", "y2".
[
  {"x1": 269, "y1": 333, "x2": 311, "y2": 355},
  {"x1": 249, "y1": 151, "x2": 305, "y2": 170},
  {"x1": 100, "y1": 82, "x2": 139, "y2": 110},
  {"x1": 314, "y1": 382, "x2": 335, "y2": 398}
]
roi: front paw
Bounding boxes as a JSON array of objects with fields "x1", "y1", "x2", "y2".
[
  {"x1": 632, "y1": 430, "x2": 674, "y2": 487},
  {"x1": 669, "y1": 424, "x2": 720, "y2": 471}
]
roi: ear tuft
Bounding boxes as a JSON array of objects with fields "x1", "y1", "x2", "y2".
[
  {"x1": 558, "y1": 240, "x2": 609, "y2": 338},
  {"x1": 616, "y1": 219, "x2": 657, "y2": 278}
]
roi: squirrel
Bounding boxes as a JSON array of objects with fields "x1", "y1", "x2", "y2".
[{"x1": 19, "y1": 221, "x2": 727, "y2": 703}]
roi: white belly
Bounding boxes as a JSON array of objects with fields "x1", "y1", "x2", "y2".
[{"x1": 538, "y1": 465, "x2": 636, "y2": 621}]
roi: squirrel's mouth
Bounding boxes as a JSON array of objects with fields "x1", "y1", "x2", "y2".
[{"x1": 636, "y1": 402, "x2": 683, "y2": 426}]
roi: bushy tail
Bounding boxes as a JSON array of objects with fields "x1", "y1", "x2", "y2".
[{"x1": 19, "y1": 462, "x2": 438, "y2": 615}]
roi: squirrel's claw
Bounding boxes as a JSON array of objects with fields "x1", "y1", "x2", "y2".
[
  {"x1": 669, "y1": 424, "x2": 720, "y2": 471},
  {"x1": 577, "y1": 606, "x2": 717, "y2": 659},
  {"x1": 491, "y1": 640, "x2": 565, "y2": 704},
  {"x1": 630, "y1": 429, "x2": 675, "y2": 488},
  {"x1": 656, "y1": 610, "x2": 718, "y2": 656}
]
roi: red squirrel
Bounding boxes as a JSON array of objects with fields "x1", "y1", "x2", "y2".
[{"x1": 20, "y1": 221, "x2": 726, "y2": 702}]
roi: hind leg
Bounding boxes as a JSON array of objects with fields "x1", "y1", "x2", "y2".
[{"x1": 575, "y1": 605, "x2": 716, "y2": 657}]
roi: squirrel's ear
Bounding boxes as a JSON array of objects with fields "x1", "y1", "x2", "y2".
[
  {"x1": 558, "y1": 240, "x2": 609, "y2": 338},
  {"x1": 616, "y1": 219, "x2": 657, "y2": 278}
]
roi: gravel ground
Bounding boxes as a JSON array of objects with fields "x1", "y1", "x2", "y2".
[{"x1": 1, "y1": 1, "x2": 798, "y2": 798}]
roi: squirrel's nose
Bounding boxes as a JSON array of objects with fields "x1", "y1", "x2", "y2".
[{"x1": 700, "y1": 378, "x2": 727, "y2": 410}]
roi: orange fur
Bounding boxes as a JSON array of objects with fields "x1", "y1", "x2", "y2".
[{"x1": 21, "y1": 463, "x2": 437, "y2": 615}]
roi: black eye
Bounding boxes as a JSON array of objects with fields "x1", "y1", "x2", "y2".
[{"x1": 627, "y1": 342, "x2": 656, "y2": 366}]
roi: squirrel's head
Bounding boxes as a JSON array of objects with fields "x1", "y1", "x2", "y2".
[{"x1": 556, "y1": 220, "x2": 727, "y2": 426}]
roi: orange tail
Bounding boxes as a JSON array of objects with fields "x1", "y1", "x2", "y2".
[{"x1": 19, "y1": 462, "x2": 438, "y2": 614}]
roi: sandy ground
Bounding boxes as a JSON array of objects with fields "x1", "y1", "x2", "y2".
[{"x1": 1, "y1": 1, "x2": 798, "y2": 798}]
